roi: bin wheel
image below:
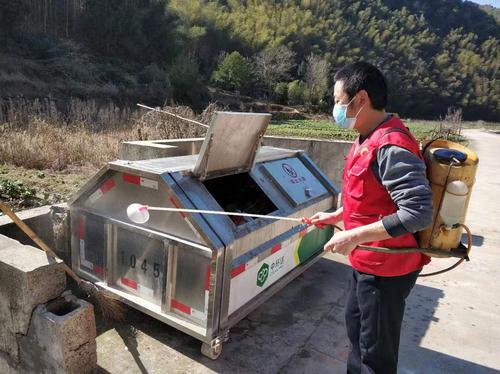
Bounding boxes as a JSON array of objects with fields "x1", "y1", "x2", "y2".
[{"x1": 201, "y1": 341, "x2": 222, "y2": 360}]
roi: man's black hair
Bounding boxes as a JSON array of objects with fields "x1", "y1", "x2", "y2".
[{"x1": 334, "y1": 62, "x2": 388, "y2": 110}]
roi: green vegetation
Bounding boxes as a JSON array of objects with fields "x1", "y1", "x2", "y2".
[
  {"x1": 267, "y1": 119, "x2": 439, "y2": 142},
  {"x1": 0, "y1": 0, "x2": 498, "y2": 120},
  {"x1": 481, "y1": 5, "x2": 500, "y2": 24},
  {"x1": 268, "y1": 119, "x2": 357, "y2": 141},
  {"x1": 267, "y1": 116, "x2": 496, "y2": 143},
  {"x1": 211, "y1": 51, "x2": 251, "y2": 92},
  {"x1": 0, "y1": 178, "x2": 39, "y2": 206},
  {"x1": 0, "y1": 164, "x2": 94, "y2": 213}
]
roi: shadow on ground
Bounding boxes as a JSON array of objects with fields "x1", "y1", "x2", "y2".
[
  {"x1": 94, "y1": 257, "x2": 497, "y2": 373},
  {"x1": 465, "y1": 234, "x2": 485, "y2": 247}
]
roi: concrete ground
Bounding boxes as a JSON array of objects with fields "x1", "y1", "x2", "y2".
[{"x1": 95, "y1": 129, "x2": 500, "y2": 374}]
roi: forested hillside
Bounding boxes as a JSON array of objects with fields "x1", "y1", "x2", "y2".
[
  {"x1": 0, "y1": 0, "x2": 498, "y2": 120},
  {"x1": 481, "y1": 4, "x2": 500, "y2": 24}
]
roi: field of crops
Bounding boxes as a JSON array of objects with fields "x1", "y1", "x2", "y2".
[{"x1": 266, "y1": 119, "x2": 440, "y2": 142}]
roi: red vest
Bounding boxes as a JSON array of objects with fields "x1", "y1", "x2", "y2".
[{"x1": 342, "y1": 116, "x2": 430, "y2": 276}]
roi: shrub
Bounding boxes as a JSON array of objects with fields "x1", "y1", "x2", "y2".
[
  {"x1": 287, "y1": 80, "x2": 310, "y2": 105},
  {"x1": 169, "y1": 55, "x2": 208, "y2": 106},
  {"x1": 139, "y1": 64, "x2": 172, "y2": 103},
  {"x1": 211, "y1": 51, "x2": 251, "y2": 92},
  {"x1": 274, "y1": 82, "x2": 288, "y2": 104}
]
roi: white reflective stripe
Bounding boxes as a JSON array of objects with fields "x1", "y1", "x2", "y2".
[
  {"x1": 140, "y1": 177, "x2": 158, "y2": 190},
  {"x1": 245, "y1": 257, "x2": 258, "y2": 270},
  {"x1": 88, "y1": 189, "x2": 103, "y2": 204},
  {"x1": 79, "y1": 240, "x2": 95, "y2": 270},
  {"x1": 190, "y1": 308, "x2": 206, "y2": 320},
  {"x1": 81, "y1": 259, "x2": 94, "y2": 270},
  {"x1": 138, "y1": 284, "x2": 154, "y2": 300},
  {"x1": 204, "y1": 290, "x2": 209, "y2": 313},
  {"x1": 79, "y1": 239, "x2": 85, "y2": 258}
]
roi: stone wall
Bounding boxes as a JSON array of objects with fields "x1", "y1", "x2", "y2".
[{"x1": 119, "y1": 136, "x2": 353, "y2": 188}]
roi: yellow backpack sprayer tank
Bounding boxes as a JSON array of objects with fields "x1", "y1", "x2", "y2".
[
  {"x1": 328, "y1": 137, "x2": 480, "y2": 277},
  {"x1": 418, "y1": 139, "x2": 478, "y2": 257}
]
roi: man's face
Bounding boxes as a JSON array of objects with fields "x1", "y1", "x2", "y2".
[
  {"x1": 333, "y1": 81, "x2": 357, "y2": 118},
  {"x1": 333, "y1": 81, "x2": 349, "y2": 104}
]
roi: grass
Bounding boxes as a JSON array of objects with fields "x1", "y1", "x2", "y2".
[
  {"x1": 267, "y1": 119, "x2": 358, "y2": 141},
  {"x1": 0, "y1": 101, "x2": 211, "y2": 171},
  {"x1": 0, "y1": 120, "x2": 120, "y2": 171},
  {"x1": 0, "y1": 164, "x2": 95, "y2": 212},
  {"x1": 267, "y1": 118, "x2": 441, "y2": 142},
  {"x1": 404, "y1": 119, "x2": 500, "y2": 131},
  {"x1": 0, "y1": 102, "x2": 213, "y2": 212},
  {"x1": 267, "y1": 117, "x2": 500, "y2": 142}
]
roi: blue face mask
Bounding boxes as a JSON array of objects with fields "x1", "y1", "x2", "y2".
[{"x1": 332, "y1": 96, "x2": 363, "y2": 129}]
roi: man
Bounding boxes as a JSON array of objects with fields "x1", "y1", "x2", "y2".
[{"x1": 308, "y1": 62, "x2": 433, "y2": 373}]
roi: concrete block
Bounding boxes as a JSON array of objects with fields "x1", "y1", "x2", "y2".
[
  {"x1": 0, "y1": 241, "x2": 66, "y2": 364},
  {"x1": 119, "y1": 138, "x2": 204, "y2": 160},
  {"x1": 0, "y1": 205, "x2": 55, "y2": 251},
  {"x1": 18, "y1": 292, "x2": 97, "y2": 374},
  {"x1": 0, "y1": 234, "x2": 20, "y2": 251},
  {"x1": 0, "y1": 354, "x2": 17, "y2": 374},
  {"x1": 0, "y1": 203, "x2": 70, "y2": 263}
]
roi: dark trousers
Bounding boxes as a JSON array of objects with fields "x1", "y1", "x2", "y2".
[{"x1": 345, "y1": 268, "x2": 419, "y2": 374}]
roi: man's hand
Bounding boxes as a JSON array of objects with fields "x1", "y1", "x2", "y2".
[
  {"x1": 324, "y1": 229, "x2": 359, "y2": 256},
  {"x1": 307, "y1": 210, "x2": 342, "y2": 229}
]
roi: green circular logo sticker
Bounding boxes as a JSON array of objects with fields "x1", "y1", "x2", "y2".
[{"x1": 256, "y1": 263, "x2": 269, "y2": 287}]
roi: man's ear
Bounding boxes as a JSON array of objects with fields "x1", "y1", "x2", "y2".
[{"x1": 357, "y1": 89, "x2": 370, "y2": 108}]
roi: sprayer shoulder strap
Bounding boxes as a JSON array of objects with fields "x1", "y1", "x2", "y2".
[{"x1": 378, "y1": 127, "x2": 422, "y2": 159}]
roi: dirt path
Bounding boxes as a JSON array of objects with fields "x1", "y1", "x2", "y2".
[
  {"x1": 396, "y1": 129, "x2": 500, "y2": 373},
  {"x1": 461, "y1": 129, "x2": 500, "y2": 235}
]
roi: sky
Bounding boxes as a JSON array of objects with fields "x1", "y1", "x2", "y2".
[{"x1": 469, "y1": 0, "x2": 499, "y2": 6}]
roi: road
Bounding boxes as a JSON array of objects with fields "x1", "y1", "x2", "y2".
[{"x1": 96, "y1": 129, "x2": 500, "y2": 373}]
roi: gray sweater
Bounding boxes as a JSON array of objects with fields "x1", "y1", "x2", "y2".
[{"x1": 356, "y1": 119, "x2": 433, "y2": 237}]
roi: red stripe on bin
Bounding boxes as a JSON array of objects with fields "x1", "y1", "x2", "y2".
[
  {"x1": 79, "y1": 219, "x2": 85, "y2": 239},
  {"x1": 171, "y1": 299, "x2": 191, "y2": 314},
  {"x1": 205, "y1": 266, "x2": 211, "y2": 290},
  {"x1": 93, "y1": 265, "x2": 104, "y2": 275},
  {"x1": 123, "y1": 173, "x2": 140, "y2": 185},
  {"x1": 271, "y1": 243, "x2": 282, "y2": 254},
  {"x1": 231, "y1": 263, "x2": 245, "y2": 278},
  {"x1": 100, "y1": 179, "x2": 115, "y2": 193},
  {"x1": 121, "y1": 277, "x2": 137, "y2": 290},
  {"x1": 169, "y1": 197, "x2": 187, "y2": 218}
]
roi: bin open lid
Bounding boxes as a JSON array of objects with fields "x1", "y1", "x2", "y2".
[{"x1": 193, "y1": 111, "x2": 271, "y2": 180}]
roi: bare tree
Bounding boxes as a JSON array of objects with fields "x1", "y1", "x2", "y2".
[
  {"x1": 253, "y1": 46, "x2": 296, "y2": 99},
  {"x1": 305, "y1": 54, "x2": 330, "y2": 105}
]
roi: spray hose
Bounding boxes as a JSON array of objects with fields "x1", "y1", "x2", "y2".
[{"x1": 328, "y1": 223, "x2": 472, "y2": 277}]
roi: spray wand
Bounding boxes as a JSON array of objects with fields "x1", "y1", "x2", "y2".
[{"x1": 126, "y1": 203, "x2": 471, "y2": 274}]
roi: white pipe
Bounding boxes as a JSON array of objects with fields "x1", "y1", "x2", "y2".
[
  {"x1": 137, "y1": 103, "x2": 210, "y2": 128},
  {"x1": 147, "y1": 206, "x2": 304, "y2": 222}
]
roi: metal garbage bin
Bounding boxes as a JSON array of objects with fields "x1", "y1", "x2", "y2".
[{"x1": 69, "y1": 112, "x2": 338, "y2": 358}]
